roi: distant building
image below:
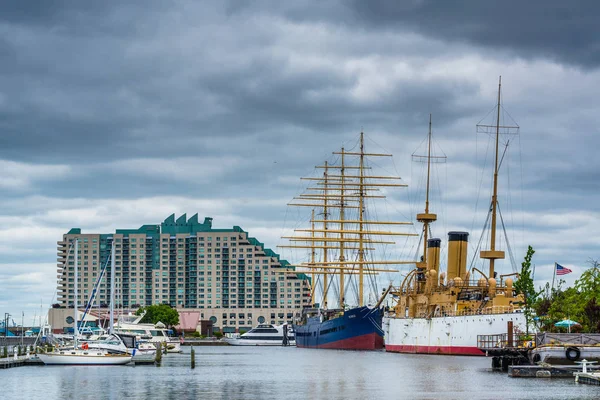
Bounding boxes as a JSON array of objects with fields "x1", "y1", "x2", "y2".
[{"x1": 54, "y1": 213, "x2": 311, "y2": 332}]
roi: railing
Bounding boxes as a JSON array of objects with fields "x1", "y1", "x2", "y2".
[{"x1": 477, "y1": 333, "x2": 530, "y2": 350}]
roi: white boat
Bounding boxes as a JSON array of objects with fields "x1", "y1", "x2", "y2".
[
  {"x1": 224, "y1": 324, "x2": 295, "y2": 346},
  {"x1": 37, "y1": 349, "x2": 132, "y2": 365},
  {"x1": 530, "y1": 333, "x2": 600, "y2": 365},
  {"x1": 384, "y1": 312, "x2": 526, "y2": 355},
  {"x1": 86, "y1": 333, "x2": 156, "y2": 362},
  {"x1": 40, "y1": 239, "x2": 132, "y2": 366},
  {"x1": 114, "y1": 317, "x2": 181, "y2": 353}
]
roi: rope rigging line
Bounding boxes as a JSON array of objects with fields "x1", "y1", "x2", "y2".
[
  {"x1": 497, "y1": 202, "x2": 518, "y2": 274},
  {"x1": 467, "y1": 207, "x2": 492, "y2": 273}
]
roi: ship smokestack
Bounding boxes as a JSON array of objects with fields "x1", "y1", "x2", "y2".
[
  {"x1": 447, "y1": 232, "x2": 469, "y2": 281},
  {"x1": 426, "y1": 238, "x2": 441, "y2": 272}
]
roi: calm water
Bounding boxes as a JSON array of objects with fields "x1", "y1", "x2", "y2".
[{"x1": 3, "y1": 347, "x2": 598, "y2": 400}]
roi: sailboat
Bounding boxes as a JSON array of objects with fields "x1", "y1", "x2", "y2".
[
  {"x1": 384, "y1": 78, "x2": 528, "y2": 355},
  {"x1": 38, "y1": 239, "x2": 132, "y2": 365},
  {"x1": 282, "y1": 132, "x2": 416, "y2": 350}
]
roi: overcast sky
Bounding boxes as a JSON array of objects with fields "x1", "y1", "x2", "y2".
[{"x1": 1, "y1": 0, "x2": 599, "y2": 323}]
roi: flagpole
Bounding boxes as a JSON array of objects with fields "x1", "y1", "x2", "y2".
[{"x1": 551, "y1": 262, "x2": 556, "y2": 292}]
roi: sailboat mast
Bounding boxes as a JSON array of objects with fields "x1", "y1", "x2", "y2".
[
  {"x1": 322, "y1": 161, "x2": 329, "y2": 308},
  {"x1": 109, "y1": 240, "x2": 116, "y2": 335},
  {"x1": 74, "y1": 238, "x2": 79, "y2": 348},
  {"x1": 339, "y1": 149, "x2": 346, "y2": 309},
  {"x1": 358, "y1": 132, "x2": 365, "y2": 307}
]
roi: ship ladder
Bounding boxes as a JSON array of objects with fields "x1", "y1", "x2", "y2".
[{"x1": 477, "y1": 299, "x2": 488, "y2": 314}]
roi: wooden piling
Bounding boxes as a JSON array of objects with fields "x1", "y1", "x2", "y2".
[
  {"x1": 191, "y1": 347, "x2": 195, "y2": 369},
  {"x1": 155, "y1": 343, "x2": 162, "y2": 365}
]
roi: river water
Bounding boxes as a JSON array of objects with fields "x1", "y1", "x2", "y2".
[{"x1": 3, "y1": 346, "x2": 598, "y2": 399}]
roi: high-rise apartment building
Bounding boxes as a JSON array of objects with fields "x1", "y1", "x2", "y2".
[{"x1": 56, "y1": 213, "x2": 311, "y2": 331}]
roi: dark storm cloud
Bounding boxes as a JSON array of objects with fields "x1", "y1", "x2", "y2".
[
  {"x1": 0, "y1": 0, "x2": 479, "y2": 165},
  {"x1": 347, "y1": 0, "x2": 600, "y2": 68}
]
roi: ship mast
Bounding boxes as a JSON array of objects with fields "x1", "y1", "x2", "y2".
[
  {"x1": 310, "y1": 209, "x2": 316, "y2": 305},
  {"x1": 280, "y1": 132, "x2": 417, "y2": 309},
  {"x1": 339, "y1": 149, "x2": 346, "y2": 308},
  {"x1": 358, "y1": 134, "x2": 366, "y2": 306},
  {"x1": 323, "y1": 161, "x2": 329, "y2": 308},
  {"x1": 480, "y1": 76, "x2": 506, "y2": 278},
  {"x1": 416, "y1": 115, "x2": 439, "y2": 274}
]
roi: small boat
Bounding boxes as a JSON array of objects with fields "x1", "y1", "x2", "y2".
[
  {"x1": 39, "y1": 239, "x2": 132, "y2": 366},
  {"x1": 531, "y1": 333, "x2": 600, "y2": 365},
  {"x1": 37, "y1": 348, "x2": 132, "y2": 365},
  {"x1": 114, "y1": 318, "x2": 181, "y2": 353},
  {"x1": 224, "y1": 324, "x2": 295, "y2": 346},
  {"x1": 86, "y1": 333, "x2": 156, "y2": 362}
]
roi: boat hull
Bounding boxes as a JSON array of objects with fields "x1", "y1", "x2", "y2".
[
  {"x1": 294, "y1": 306, "x2": 384, "y2": 350},
  {"x1": 384, "y1": 312, "x2": 527, "y2": 356},
  {"x1": 223, "y1": 338, "x2": 296, "y2": 346},
  {"x1": 532, "y1": 346, "x2": 600, "y2": 365},
  {"x1": 37, "y1": 352, "x2": 132, "y2": 365}
]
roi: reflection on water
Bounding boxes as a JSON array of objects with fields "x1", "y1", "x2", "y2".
[{"x1": 3, "y1": 347, "x2": 598, "y2": 400}]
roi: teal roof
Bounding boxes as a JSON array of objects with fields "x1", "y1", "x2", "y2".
[
  {"x1": 66, "y1": 213, "x2": 303, "y2": 278},
  {"x1": 116, "y1": 225, "x2": 160, "y2": 236}
]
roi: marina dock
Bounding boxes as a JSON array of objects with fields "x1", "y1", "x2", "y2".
[
  {"x1": 575, "y1": 372, "x2": 600, "y2": 385},
  {"x1": 509, "y1": 364, "x2": 598, "y2": 378}
]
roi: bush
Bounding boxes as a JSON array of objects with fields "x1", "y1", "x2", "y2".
[{"x1": 213, "y1": 332, "x2": 223, "y2": 339}]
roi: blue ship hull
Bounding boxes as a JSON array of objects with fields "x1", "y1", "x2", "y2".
[{"x1": 293, "y1": 306, "x2": 384, "y2": 350}]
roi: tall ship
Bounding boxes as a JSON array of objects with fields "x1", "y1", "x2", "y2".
[
  {"x1": 384, "y1": 78, "x2": 527, "y2": 355},
  {"x1": 281, "y1": 133, "x2": 416, "y2": 350}
]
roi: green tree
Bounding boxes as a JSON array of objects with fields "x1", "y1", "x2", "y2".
[
  {"x1": 135, "y1": 304, "x2": 180, "y2": 328},
  {"x1": 547, "y1": 287, "x2": 586, "y2": 331},
  {"x1": 514, "y1": 245, "x2": 539, "y2": 335},
  {"x1": 575, "y1": 258, "x2": 600, "y2": 302}
]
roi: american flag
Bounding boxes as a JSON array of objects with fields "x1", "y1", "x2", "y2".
[{"x1": 556, "y1": 263, "x2": 572, "y2": 275}]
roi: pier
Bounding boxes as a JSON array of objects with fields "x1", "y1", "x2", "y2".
[{"x1": 509, "y1": 364, "x2": 598, "y2": 378}]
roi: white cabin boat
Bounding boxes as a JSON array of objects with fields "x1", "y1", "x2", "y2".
[
  {"x1": 86, "y1": 333, "x2": 156, "y2": 362},
  {"x1": 114, "y1": 316, "x2": 181, "y2": 353},
  {"x1": 224, "y1": 324, "x2": 295, "y2": 346}
]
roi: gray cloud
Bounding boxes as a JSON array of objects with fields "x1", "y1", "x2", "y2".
[{"x1": 347, "y1": 0, "x2": 600, "y2": 68}]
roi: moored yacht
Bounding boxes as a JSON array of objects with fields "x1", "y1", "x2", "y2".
[
  {"x1": 37, "y1": 348, "x2": 132, "y2": 365},
  {"x1": 39, "y1": 239, "x2": 132, "y2": 366},
  {"x1": 86, "y1": 333, "x2": 156, "y2": 362},
  {"x1": 224, "y1": 324, "x2": 294, "y2": 346},
  {"x1": 114, "y1": 316, "x2": 181, "y2": 353}
]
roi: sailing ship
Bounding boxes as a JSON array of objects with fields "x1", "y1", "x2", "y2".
[
  {"x1": 384, "y1": 78, "x2": 528, "y2": 356},
  {"x1": 282, "y1": 133, "x2": 416, "y2": 350},
  {"x1": 39, "y1": 239, "x2": 132, "y2": 365}
]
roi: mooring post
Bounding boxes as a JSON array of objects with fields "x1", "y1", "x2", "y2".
[
  {"x1": 155, "y1": 342, "x2": 162, "y2": 365},
  {"x1": 507, "y1": 321, "x2": 514, "y2": 347},
  {"x1": 191, "y1": 347, "x2": 195, "y2": 369}
]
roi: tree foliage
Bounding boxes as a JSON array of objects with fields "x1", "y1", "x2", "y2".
[
  {"x1": 135, "y1": 304, "x2": 180, "y2": 328},
  {"x1": 513, "y1": 245, "x2": 538, "y2": 334},
  {"x1": 533, "y1": 258, "x2": 600, "y2": 332}
]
